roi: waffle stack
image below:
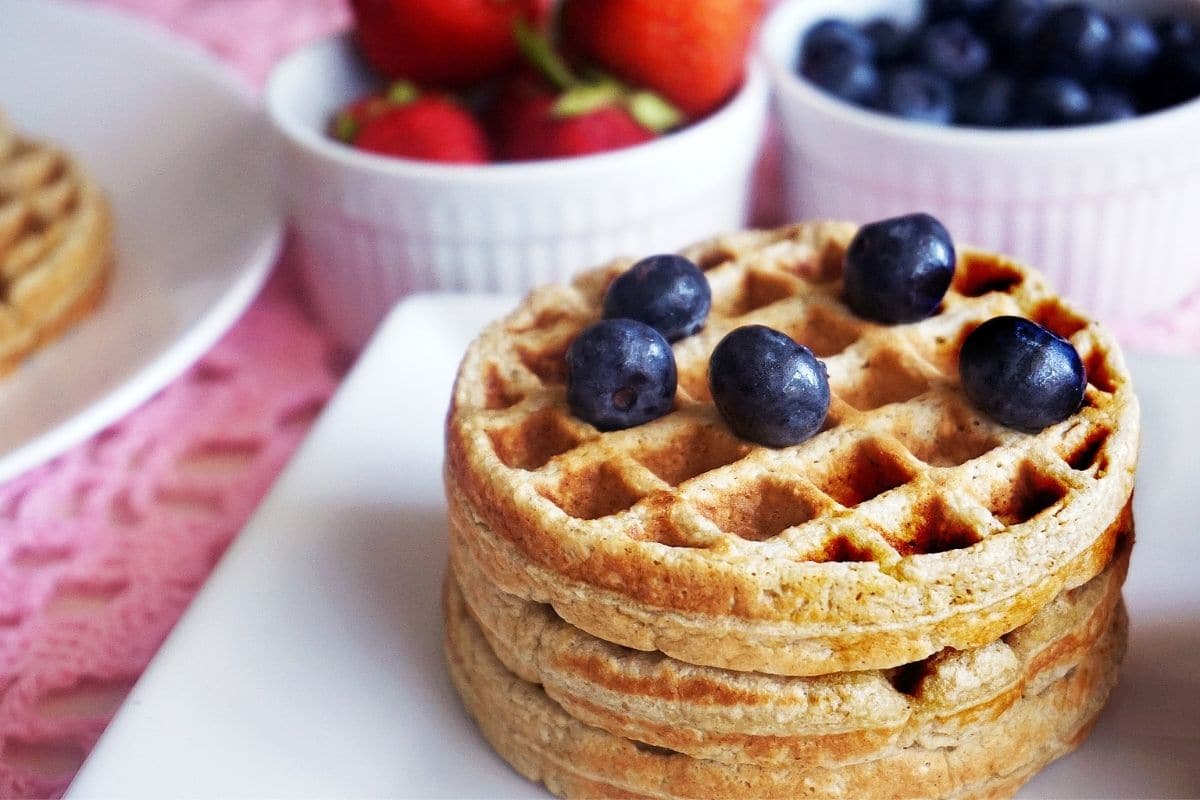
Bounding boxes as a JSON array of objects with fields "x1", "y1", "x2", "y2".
[
  {"x1": 0, "y1": 111, "x2": 113, "y2": 375},
  {"x1": 444, "y1": 221, "x2": 1139, "y2": 799}
]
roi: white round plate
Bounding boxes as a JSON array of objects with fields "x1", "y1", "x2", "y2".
[{"x1": 0, "y1": 0, "x2": 281, "y2": 483}]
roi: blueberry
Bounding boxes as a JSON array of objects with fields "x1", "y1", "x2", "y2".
[
  {"x1": 843, "y1": 213, "x2": 956, "y2": 324},
  {"x1": 925, "y1": 0, "x2": 998, "y2": 21},
  {"x1": 603, "y1": 254, "x2": 711, "y2": 343},
  {"x1": 1156, "y1": 16, "x2": 1198, "y2": 52},
  {"x1": 803, "y1": 19, "x2": 875, "y2": 63},
  {"x1": 801, "y1": 21, "x2": 879, "y2": 105},
  {"x1": 1106, "y1": 15, "x2": 1161, "y2": 82},
  {"x1": 878, "y1": 67, "x2": 956, "y2": 124},
  {"x1": 1033, "y1": 4, "x2": 1114, "y2": 80},
  {"x1": 708, "y1": 326, "x2": 830, "y2": 447},
  {"x1": 863, "y1": 18, "x2": 912, "y2": 63},
  {"x1": 1023, "y1": 76, "x2": 1093, "y2": 126},
  {"x1": 566, "y1": 319, "x2": 676, "y2": 431},
  {"x1": 919, "y1": 19, "x2": 992, "y2": 83},
  {"x1": 986, "y1": 0, "x2": 1047, "y2": 58},
  {"x1": 1142, "y1": 22, "x2": 1200, "y2": 110},
  {"x1": 1161, "y1": 40, "x2": 1200, "y2": 97},
  {"x1": 801, "y1": 39, "x2": 881, "y2": 105},
  {"x1": 957, "y1": 71, "x2": 1017, "y2": 126},
  {"x1": 1176, "y1": 44, "x2": 1200, "y2": 97},
  {"x1": 959, "y1": 316, "x2": 1086, "y2": 431},
  {"x1": 1090, "y1": 86, "x2": 1138, "y2": 122}
]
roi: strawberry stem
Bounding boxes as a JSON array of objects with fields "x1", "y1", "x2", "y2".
[
  {"x1": 514, "y1": 19, "x2": 575, "y2": 90},
  {"x1": 553, "y1": 82, "x2": 624, "y2": 117},
  {"x1": 626, "y1": 91, "x2": 685, "y2": 133},
  {"x1": 333, "y1": 112, "x2": 359, "y2": 142},
  {"x1": 386, "y1": 81, "x2": 421, "y2": 105}
]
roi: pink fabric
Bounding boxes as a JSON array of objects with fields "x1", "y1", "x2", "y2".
[
  {"x1": 0, "y1": 4, "x2": 351, "y2": 797},
  {"x1": 0, "y1": 267, "x2": 341, "y2": 799},
  {"x1": 1, "y1": 1, "x2": 1197, "y2": 797}
]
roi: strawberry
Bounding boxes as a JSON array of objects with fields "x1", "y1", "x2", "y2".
[
  {"x1": 336, "y1": 83, "x2": 490, "y2": 163},
  {"x1": 329, "y1": 89, "x2": 405, "y2": 142},
  {"x1": 490, "y1": 24, "x2": 682, "y2": 161},
  {"x1": 562, "y1": 0, "x2": 766, "y2": 117},
  {"x1": 350, "y1": 0, "x2": 549, "y2": 88},
  {"x1": 493, "y1": 87, "x2": 656, "y2": 160}
]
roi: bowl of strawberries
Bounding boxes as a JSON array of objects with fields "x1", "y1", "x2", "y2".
[{"x1": 266, "y1": 0, "x2": 768, "y2": 349}]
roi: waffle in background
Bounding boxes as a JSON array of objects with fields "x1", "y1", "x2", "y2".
[
  {"x1": 0, "y1": 111, "x2": 113, "y2": 375},
  {"x1": 442, "y1": 220, "x2": 1139, "y2": 798}
]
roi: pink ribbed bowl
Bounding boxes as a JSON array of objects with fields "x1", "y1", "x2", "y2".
[
  {"x1": 762, "y1": 0, "x2": 1200, "y2": 326},
  {"x1": 265, "y1": 33, "x2": 768, "y2": 350}
]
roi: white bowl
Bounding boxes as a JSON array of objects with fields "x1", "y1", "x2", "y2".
[
  {"x1": 762, "y1": 0, "x2": 1200, "y2": 325},
  {"x1": 266, "y1": 33, "x2": 769, "y2": 349}
]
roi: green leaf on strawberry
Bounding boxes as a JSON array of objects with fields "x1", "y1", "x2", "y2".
[
  {"x1": 552, "y1": 83, "x2": 625, "y2": 117},
  {"x1": 516, "y1": 21, "x2": 685, "y2": 134},
  {"x1": 515, "y1": 19, "x2": 575, "y2": 91},
  {"x1": 385, "y1": 81, "x2": 421, "y2": 105},
  {"x1": 627, "y1": 91, "x2": 685, "y2": 133},
  {"x1": 333, "y1": 111, "x2": 361, "y2": 143}
]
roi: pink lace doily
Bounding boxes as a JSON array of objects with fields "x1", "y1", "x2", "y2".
[
  {"x1": 0, "y1": 266, "x2": 342, "y2": 799},
  {"x1": 0, "y1": 2, "x2": 350, "y2": 797},
  {"x1": 2, "y1": 1, "x2": 1198, "y2": 798}
]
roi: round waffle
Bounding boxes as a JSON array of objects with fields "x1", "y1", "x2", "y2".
[
  {"x1": 0, "y1": 112, "x2": 113, "y2": 375},
  {"x1": 450, "y1": 530, "x2": 1129, "y2": 767},
  {"x1": 444, "y1": 574, "x2": 1127, "y2": 800},
  {"x1": 445, "y1": 221, "x2": 1139, "y2": 676}
]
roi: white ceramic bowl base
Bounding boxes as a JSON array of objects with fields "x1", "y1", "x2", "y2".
[
  {"x1": 268, "y1": 35, "x2": 769, "y2": 350},
  {"x1": 763, "y1": 0, "x2": 1200, "y2": 326}
]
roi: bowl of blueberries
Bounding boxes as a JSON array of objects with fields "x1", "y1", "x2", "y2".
[{"x1": 761, "y1": 0, "x2": 1200, "y2": 324}]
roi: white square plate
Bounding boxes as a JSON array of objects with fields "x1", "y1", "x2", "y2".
[{"x1": 67, "y1": 295, "x2": 1200, "y2": 799}]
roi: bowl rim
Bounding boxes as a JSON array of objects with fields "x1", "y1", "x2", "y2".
[
  {"x1": 265, "y1": 30, "x2": 769, "y2": 183},
  {"x1": 760, "y1": 0, "x2": 1200, "y2": 154}
]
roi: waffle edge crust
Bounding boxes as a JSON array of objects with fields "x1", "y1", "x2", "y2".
[
  {"x1": 0, "y1": 112, "x2": 114, "y2": 375},
  {"x1": 444, "y1": 572, "x2": 1129, "y2": 800},
  {"x1": 445, "y1": 221, "x2": 1139, "y2": 676},
  {"x1": 451, "y1": 532, "x2": 1131, "y2": 768}
]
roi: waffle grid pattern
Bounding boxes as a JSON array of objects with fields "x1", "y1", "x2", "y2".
[
  {"x1": 0, "y1": 114, "x2": 112, "y2": 373},
  {"x1": 446, "y1": 219, "x2": 1139, "y2": 794},
  {"x1": 446, "y1": 222, "x2": 1139, "y2": 677},
  {"x1": 459, "y1": 224, "x2": 1127, "y2": 560},
  {"x1": 449, "y1": 224, "x2": 1136, "y2": 641}
]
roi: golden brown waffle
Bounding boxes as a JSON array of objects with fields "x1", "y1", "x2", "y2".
[
  {"x1": 0, "y1": 112, "x2": 113, "y2": 375},
  {"x1": 451, "y1": 530, "x2": 1129, "y2": 768},
  {"x1": 444, "y1": 573, "x2": 1128, "y2": 800},
  {"x1": 445, "y1": 221, "x2": 1139, "y2": 676}
]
